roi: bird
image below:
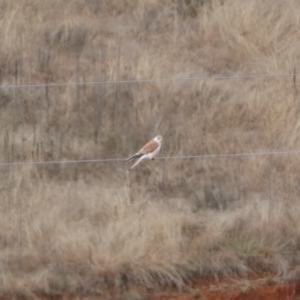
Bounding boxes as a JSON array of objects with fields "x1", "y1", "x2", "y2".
[{"x1": 126, "y1": 135, "x2": 163, "y2": 169}]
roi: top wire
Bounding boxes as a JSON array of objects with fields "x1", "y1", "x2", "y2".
[{"x1": 0, "y1": 72, "x2": 298, "y2": 89}]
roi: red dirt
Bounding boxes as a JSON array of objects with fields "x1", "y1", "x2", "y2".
[
  {"x1": 10, "y1": 273, "x2": 300, "y2": 300},
  {"x1": 150, "y1": 273, "x2": 300, "y2": 300}
]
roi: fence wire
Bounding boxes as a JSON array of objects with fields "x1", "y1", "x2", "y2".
[
  {"x1": 1, "y1": 72, "x2": 299, "y2": 89},
  {"x1": 1, "y1": 150, "x2": 300, "y2": 167}
]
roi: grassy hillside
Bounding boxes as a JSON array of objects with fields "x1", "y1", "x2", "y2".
[{"x1": 1, "y1": 0, "x2": 300, "y2": 297}]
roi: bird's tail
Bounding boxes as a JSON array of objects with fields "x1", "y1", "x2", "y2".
[
  {"x1": 130, "y1": 155, "x2": 146, "y2": 169},
  {"x1": 125, "y1": 153, "x2": 143, "y2": 163}
]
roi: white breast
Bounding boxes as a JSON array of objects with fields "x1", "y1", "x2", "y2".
[{"x1": 148, "y1": 142, "x2": 161, "y2": 160}]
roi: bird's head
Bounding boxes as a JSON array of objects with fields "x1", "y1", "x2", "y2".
[{"x1": 154, "y1": 135, "x2": 163, "y2": 143}]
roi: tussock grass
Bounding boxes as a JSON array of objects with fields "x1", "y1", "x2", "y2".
[
  {"x1": 0, "y1": 0, "x2": 300, "y2": 296},
  {"x1": 1, "y1": 171, "x2": 300, "y2": 296}
]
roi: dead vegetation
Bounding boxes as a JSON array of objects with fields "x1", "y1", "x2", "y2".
[{"x1": 0, "y1": 0, "x2": 300, "y2": 297}]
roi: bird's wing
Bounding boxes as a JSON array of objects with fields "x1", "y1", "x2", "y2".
[
  {"x1": 138, "y1": 139, "x2": 159, "y2": 154},
  {"x1": 125, "y1": 152, "x2": 143, "y2": 163}
]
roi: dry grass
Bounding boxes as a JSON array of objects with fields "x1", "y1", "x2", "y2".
[{"x1": 1, "y1": 0, "x2": 300, "y2": 297}]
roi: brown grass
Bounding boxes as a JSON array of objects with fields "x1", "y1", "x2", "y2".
[{"x1": 1, "y1": 0, "x2": 300, "y2": 297}]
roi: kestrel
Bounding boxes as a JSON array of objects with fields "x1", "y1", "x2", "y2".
[{"x1": 126, "y1": 135, "x2": 163, "y2": 169}]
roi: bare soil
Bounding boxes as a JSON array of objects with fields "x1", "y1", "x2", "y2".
[
  {"x1": 150, "y1": 275, "x2": 300, "y2": 300},
  {"x1": 15, "y1": 273, "x2": 300, "y2": 300}
]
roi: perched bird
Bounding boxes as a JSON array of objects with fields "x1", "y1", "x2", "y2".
[{"x1": 126, "y1": 135, "x2": 163, "y2": 169}]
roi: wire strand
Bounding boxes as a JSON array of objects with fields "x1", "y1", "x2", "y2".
[
  {"x1": 1, "y1": 150, "x2": 300, "y2": 167},
  {"x1": 0, "y1": 72, "x2": 298, "y2": 89}
]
